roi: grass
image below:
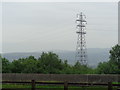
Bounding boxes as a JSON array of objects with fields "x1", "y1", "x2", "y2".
[
  {"x1": 2, "y1": 84, "x2": 31, "y2": 88},
  {"x1": 112, "y1": 82, "x2": 120, "y2": 84},
  {"x1": 2, "y1": 84, "x2": 119, "y2": 90}
]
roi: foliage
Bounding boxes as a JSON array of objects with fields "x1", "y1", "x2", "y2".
[
  {"x1": 2, "y1": 57, "x2": 11, "y2": 73},
  {"x1": 37, "y1": 52, "x2": 64, "y2": 74},
  {"x1": 2, "y1": 44, "x2": 120, "y2": 74},
  {"x1": 109, "y1": 44, "x2": 120, "y2": 73},
  {"x1": 96, "y1": 44, "x2": 120, "y2": 74}
]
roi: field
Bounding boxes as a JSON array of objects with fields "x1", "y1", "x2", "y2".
[
  {"x1": 2, "y1": 82, "x2": 120, "y2": 90},
  {"x1": 2, "y1": 84, "x2": 119, "y2": 90}
]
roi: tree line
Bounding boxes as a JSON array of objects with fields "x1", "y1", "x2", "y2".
[{"x1": 1, "y1": 44, "x2": 120, "y2": 74}]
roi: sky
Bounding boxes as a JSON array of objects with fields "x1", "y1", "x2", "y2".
[
  {"x1": 0, "y1": 2, "x2": 2, "y2": 53},
  {"x1": 1, "y1": 2, "x2": 118, "y2": 53}
]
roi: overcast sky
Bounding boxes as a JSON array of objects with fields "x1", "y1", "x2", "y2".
[{"x1": 2, "y1": 2, "x2": 118, "y2": 53}]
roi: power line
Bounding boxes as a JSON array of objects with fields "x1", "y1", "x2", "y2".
[{"x1": 75, "y1": 12, "x2": 88, "y2": 65}]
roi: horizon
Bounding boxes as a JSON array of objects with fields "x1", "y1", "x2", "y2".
[
  {"x1": 2, "y1": 48, "x2": 110, "y2": 67},
  {"x1": 1, "y1": 48, "x2": 111, "y2": 54}
]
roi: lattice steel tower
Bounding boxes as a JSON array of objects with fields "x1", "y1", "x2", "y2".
[{"x1": 75, "y1": 12, "x2": 87, "y2": 65}]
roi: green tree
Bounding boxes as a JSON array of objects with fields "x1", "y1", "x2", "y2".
[
  {"x1": 96, "y1": 62, "x2": 111, "y2": 74},
  {"x1": 109, "y1": 44, "x2": 120, "y2": 74},
  {"x1": 0, "y1": 55, "x2": 2, "y2": 73},
  {"x1": 38, "y1": 52, "x2": 64, "y2": 74},
  {"x1": 96, "y1": 44, "x2": 120, "y2": 74},
  {"x1": 11, "y1": 56, "x2": 38, "y2": 73},
  {"x1": 11, "y1": 58, "x2": 24, "y2": 73},
  {"x1": 2, "y1": 57, "x2": 11, "y2": 73},
  {"x1": 73, "y1": 61, "x2": 90, "y2": 74},
  {"x1": 22, "y1": 56, "x2": 38, "y2": 73},
  {"x1": 61, "y1": 60, "x2": 73, "y2": 74}
]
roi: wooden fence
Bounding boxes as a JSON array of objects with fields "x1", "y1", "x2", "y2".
[
  {"x1": 2, "y1": 73, "x2": 120, "y2": 83},
  {"x1": 2, "y1": 80, "x2": 120, "y2": 90}
]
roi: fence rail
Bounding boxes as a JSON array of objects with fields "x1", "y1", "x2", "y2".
[
  {"x1": 3, "y1": 73, "x2": 120, "y2": 83},
  {"x1": 2, "y1": 80, "x2": 120, "y2": 90}
]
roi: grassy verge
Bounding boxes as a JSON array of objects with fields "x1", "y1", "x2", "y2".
[
  {"x1": 112, "y1": 82, "x2": 120, "y2": 84},
  {"x1": 2, "y1": 84, "x2": 119, "y2": 90}
]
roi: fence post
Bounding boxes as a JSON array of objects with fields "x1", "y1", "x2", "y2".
[
  {"x1": 31, "y1": 80, "x2": 35, "y2": 90},
  {"x1": 108, "y1": 82, "x2": 112, "y2": 90},
  {"x1": 64, "y1": 81, "x2": 68, "y2": 90}
]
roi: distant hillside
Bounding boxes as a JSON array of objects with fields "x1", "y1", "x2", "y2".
[{"x1": 2, "y1": 48, "x2": 110, "y2": 68}]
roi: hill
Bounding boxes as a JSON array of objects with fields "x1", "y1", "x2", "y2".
[{"x1": 2, "y1": 48, "x2": 110, "y2": 68}]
